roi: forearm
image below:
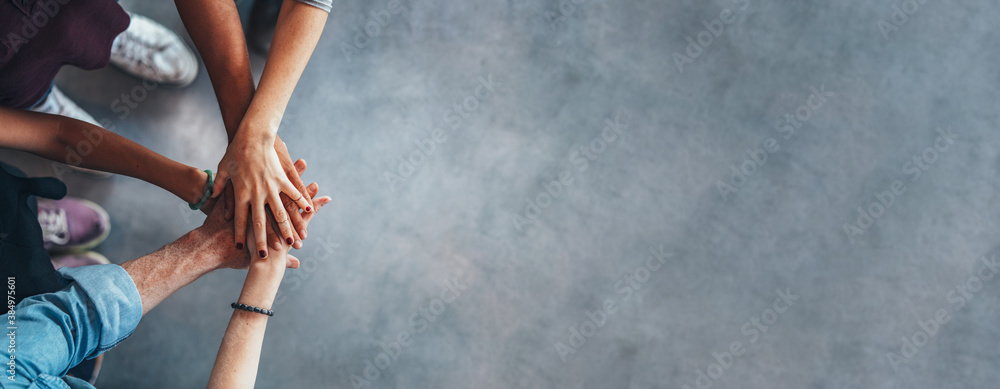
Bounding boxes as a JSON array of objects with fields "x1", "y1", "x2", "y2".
[
  {"x1": 242, "y1": 1, "x2": 328, "y2": 143},
  {"x1": 55, "y1": 120, "x2": 207, "y2": 204},
  {"x1": 0, "y1": 108, "x2": 206, "y2": 203},
  {"x1": 174, "y1": 0, "x2": 255, "y2": 141},
  {"x1": 120, "y1": 228, "x2": 222, "y2": 315},
  {"x1": 208, "y1": 251, "x2": 287, "y2": 388}
]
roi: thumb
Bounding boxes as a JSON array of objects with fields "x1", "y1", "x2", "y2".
[
  {"x1": 211, "y1": 170, "x2": 229, "y2": 198},
  {"x1": 286, "y1": 254, "x2": 301, "y2": 269}
]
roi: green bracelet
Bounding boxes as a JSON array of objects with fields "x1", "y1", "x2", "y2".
[{"x1": 189, "y1": 170, "x2": 214, "y2": 210}]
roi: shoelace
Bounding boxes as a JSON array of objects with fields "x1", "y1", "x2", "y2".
[
  {"x1": 38, "y1": 208, "x2": 70, "y2": 245},
  {"x1": 112, "y1": 33, "x2": 157, "y2": 69},
  {"x1": 111, "y1": 18, "x2": 169, "y2": 72}
]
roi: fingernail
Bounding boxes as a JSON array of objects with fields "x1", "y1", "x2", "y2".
[
  {"x1": 259, "y1": 250, "x2": 267, "y2": 258},
  {"x1": 306, "y1": 206, "x2": 312, "y2": 212},
  {"x1": 286, "y1": 237, "x2": 293, "y2": 245},
  {"x1": 300, "y1": 230, "x2": 308, "y2": 239},
  {"x1": 236, "y1": 243, "x2": 244, "y2": 250}
]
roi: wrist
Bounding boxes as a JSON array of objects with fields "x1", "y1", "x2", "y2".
[
  {"x1": 250, "y1": 251, "x2": 289, "y2": 273},
  {"x1": 185, "y1": 168, "x2": 210, "y2": 205},
  {"x1": 184, "y1": 226, "x2": 240, "y2": 272},
  {"x1": 172, "y1": 228, "x2": 224, "y2": 274},
  {"x1": 236, "y1": 114, "x2": 278, "y2": 147},
  {"x1": 238, "y1": 262, "x2": 285, "y2": 308}
]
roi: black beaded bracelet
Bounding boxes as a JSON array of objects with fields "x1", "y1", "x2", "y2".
[{"x1": 231, "y1": 302, "x2": 274, "y2": 317}]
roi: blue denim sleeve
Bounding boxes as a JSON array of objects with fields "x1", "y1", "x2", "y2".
[{"x1": 0, "y1": 264, "x2": 141, "y2": 388}]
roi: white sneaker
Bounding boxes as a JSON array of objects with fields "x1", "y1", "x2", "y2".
[
  {"x1": 110, "y1": 13, "x2": 198, "y2": 87},
  {"x1": 30, "y1": 86, "x2": 100, "y2": 126},
  {"x1": 29, "y1": 87, "x2": 112, "y2": 178}
]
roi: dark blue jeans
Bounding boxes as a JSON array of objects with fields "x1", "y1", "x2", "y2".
[{"x1": 0, "y1": 162, "x2": 67, "y2": 306}]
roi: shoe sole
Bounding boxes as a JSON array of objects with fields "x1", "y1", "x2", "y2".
[
  {"x1": 48, "y1": 198, "x2": 111, "y2": 253},
  {"x1": 52, "y1": 251, "x2": 112, "y2": 269},
  {"x1": 64, "y1": 163, "x2": 114, "y2": 178},
  {"x1": 111, "y1": 62, "x2": 199, "y2": 89}
]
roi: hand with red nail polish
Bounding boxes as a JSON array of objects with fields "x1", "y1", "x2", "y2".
[
  {"x1": 243, "y1": 183, "x2": 331, "y2": 265},
  {"x1": 190, "y1": 178, "x2": 329, "y2": 271},
  {"x1": 231, "y1": 157, "x2": 318, "y2": 256},
  {"x1": 248, "y1": 178, "x2": 328, "y2": 265},
  {"x1": 213, "y1": 133, "x2": 314, "y2": 261}
]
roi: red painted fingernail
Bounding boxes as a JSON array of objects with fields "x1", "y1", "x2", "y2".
[
  {"x1": 306, "y1": 206, "x2": 312, "y2": 212},
  {"x1": 259, "y1": 250, "x2": 267, "y2": 258},
  {"x1": 236, "y1": 243, "x2": 244, "y2": 250},
  {"x1": 286, "y1": 237, "x2": 293, "y2": 245}
]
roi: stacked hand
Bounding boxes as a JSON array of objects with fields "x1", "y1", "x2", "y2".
[
  {"x1": 212, "y1": 126, "x2": 316, "y2": 258},
  {"x1": 201, "y1": 158, "x2": 331, "y2": 270}
]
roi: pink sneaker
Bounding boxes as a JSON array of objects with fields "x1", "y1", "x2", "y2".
[{"x1": 37, "y1": 197, "x2": 111, "y2": 252}]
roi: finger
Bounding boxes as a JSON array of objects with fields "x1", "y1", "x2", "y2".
[
  {"x1": 250, "y1": 233, "x2": 263, "y2": 260},
  {"x1": 286, "y1": 159, "x2": 310, "y2": 198},
  {"x1": 200, "y1": 195, "x2": 218, "y2": 216},
  {"x1": 269, "y1": 193, "x2": 296, "y2": 247},
  {"x1": 305, "y1": 182, "x2": 319, "y2": 198},
  {"x1": 294, "y1": 159, "x2": 307, "y2": 176},
  {"x1": 234, "y1": 198, "x2": 249, "y2": 251},
  {"x1": 211, "y1": 169, "x2": 229, "y2": 198},
  {"x1": 280, "y1": 178, "x2": 312, "y2": 213},
  {"x1": 252, "y1": 199, "x2": 269, "y2": 259},
  {"x1": 288, "y1": 181, "x2": 319, "y2": 239},
  {"x1": 263, "y1": 208, "x2": 283, "y2": 252},
  {"x1": 248, "y1": 222, "x2": 265, "y2": 261},
  {"x1": 274, "y1": 139, "x2": 312, "y2": 211},
  {"x1": 292, "y1": 159, "x2": 314, "y2": 210},
  {"x1": 300, "y1": 183, "x2": 321, "y2": 223},
  {"x1": 286, "y1": 254, "x2": 301, "y2": 269},
  {"x1": 284, "y1": 193, "x2": 307, "y2": 241},
  {"x1": 302, "y1": 196, "x2": 331, "y2": 224},
  {"x1": 266, "y1": 217, "x2": 284, "y2": 252},
  {"x1": 224, "y1": 184, "x2": 235, "y2": 221}
]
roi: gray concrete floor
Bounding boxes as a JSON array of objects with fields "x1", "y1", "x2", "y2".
[{"x1": 3, "y1": 0, "x2": 1000, "y2": 388}]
